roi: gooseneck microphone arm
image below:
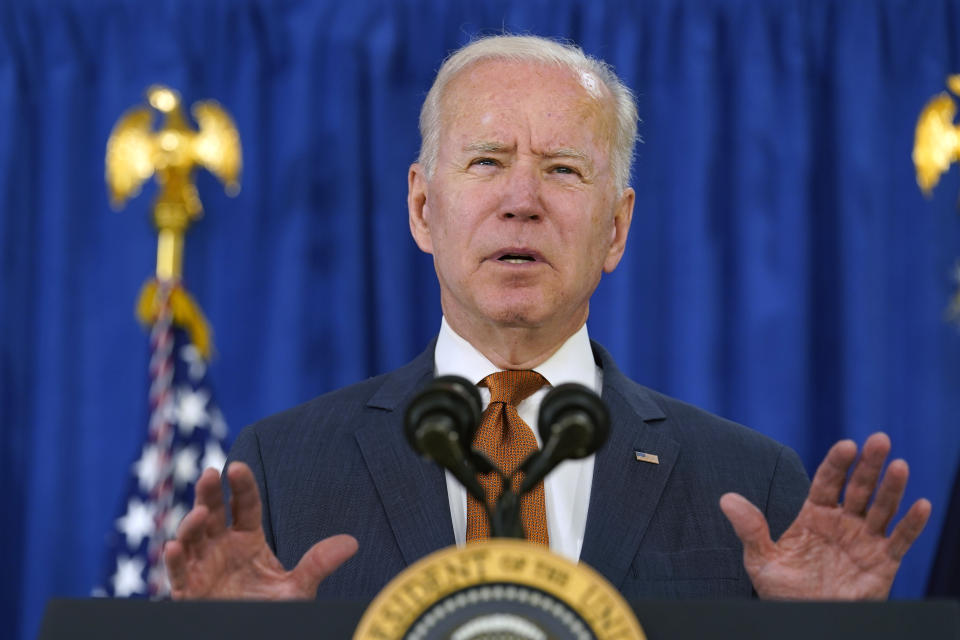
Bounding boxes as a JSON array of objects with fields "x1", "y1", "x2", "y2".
[
  {"x1": 467, "y1": 449, "x2": 525, "y2": 539},
  {"x1": 413, "y1": 412, "x2": 488, "y2": 502},
  {"x1": 404, "y1": 376, "x2": 502, "y2": 533},
  {"x1": 517, "y1": 383, "x2": 610, "y2": 496}
]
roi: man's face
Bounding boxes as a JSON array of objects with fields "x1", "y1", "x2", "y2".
[{"x1": 408, "y1": 59, "x2": 634, "y2": 338}]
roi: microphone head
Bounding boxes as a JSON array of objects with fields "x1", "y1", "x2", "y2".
[
  {"x1": 537, "y1": 383, "x2": 609, "y2": 459},
  {"x1": 404, "y1": 375, "x2": 482, "y2": 458},
  {"x1": 432, "y1": 375, "x2": 483, "y2": 440}
]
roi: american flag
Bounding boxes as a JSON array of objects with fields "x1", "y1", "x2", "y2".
[{"x1": 95, "y1": 284, "x2": 229, "y2": 598}]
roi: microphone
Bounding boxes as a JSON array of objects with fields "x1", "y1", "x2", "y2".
[
  {"x1": 404, "y1": 375, "x2": 487, "y2": 502},
  {"x1": 517, "y1": 383, "x2": 609, "y2": 495}
]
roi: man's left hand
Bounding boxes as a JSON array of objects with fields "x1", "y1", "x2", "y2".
[{"x1": 719, "y1": 432, "x2": 932, "y2": 600}]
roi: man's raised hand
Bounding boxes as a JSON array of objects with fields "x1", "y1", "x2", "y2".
[
  {"x1": 163, "y1": 462, "x2": 358, "y2": 599},
  {"x1": 719, "y1": 432, "x2": 931, "y2": 600}
]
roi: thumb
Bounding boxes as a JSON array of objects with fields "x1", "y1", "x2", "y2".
[
  {"x1": 720, "y1": 492, "x2": 775, "y2": 561},
  {"x1": 290, "y1": 534, "x2": 359, "y2": 595}
]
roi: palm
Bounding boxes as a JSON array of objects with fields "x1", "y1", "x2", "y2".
[
  {"x1": 720, "y1": 433, "x2": 931, "y2": 600},
  {"x1": 164, "y1": 463, "x2": 357, "y2": 600},
  {"x1": 170, "y1": 521, "x2": 299, "y2": 599}
]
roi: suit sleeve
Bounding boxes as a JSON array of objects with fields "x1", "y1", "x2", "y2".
[
  {"x1": 765, "y1": 445, "x2": 810, "y2": 541},
  {"x1": 223, "y1": 425, "x2": 278, "y2": 552}
]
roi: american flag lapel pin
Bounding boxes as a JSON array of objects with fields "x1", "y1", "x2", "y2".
[{"x1": 634, "y1": 450, "x2": 660, "y2": 464}]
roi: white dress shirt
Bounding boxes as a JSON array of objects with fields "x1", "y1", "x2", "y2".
[{"x1": 434, "y1": 317, "x2": 602, "y2": 562}]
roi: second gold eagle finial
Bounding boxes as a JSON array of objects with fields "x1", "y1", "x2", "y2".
[{"x1": 913, "y1": 75, "x2": 960, "y2": 196}]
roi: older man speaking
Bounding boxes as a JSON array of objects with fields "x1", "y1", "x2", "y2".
[{"x1": 164, "y1": 35, "x2": 930, "y2": 602}]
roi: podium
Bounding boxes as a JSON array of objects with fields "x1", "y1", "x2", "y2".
[{"x1": 39, "y1": 598, "x2": 960, "y2": 639}]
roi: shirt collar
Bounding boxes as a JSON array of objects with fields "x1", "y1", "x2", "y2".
[{"x1": 434, "y1": 317, "x2": 598, "y2": 393}]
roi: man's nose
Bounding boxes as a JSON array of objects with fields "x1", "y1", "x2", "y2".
[{"x1": 499, "y1": 164, "x2": 544, "y2": 221}]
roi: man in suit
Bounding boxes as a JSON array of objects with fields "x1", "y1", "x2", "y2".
[{"x1": 164, "y1": 35, "x2": 931, "y2": 601}]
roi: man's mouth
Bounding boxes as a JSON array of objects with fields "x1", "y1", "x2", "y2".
[
  {"x1": 493, "y1": 249, "x2": 544, "y2": 265},
  {"x1": 498, "y1": 253, "x2": 537, "y2": 264}
]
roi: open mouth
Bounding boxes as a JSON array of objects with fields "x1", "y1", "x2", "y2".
[{"x1": 498, "y1": 253, "x2": 537, "y2": 264}]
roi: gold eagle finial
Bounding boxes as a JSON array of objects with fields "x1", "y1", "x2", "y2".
[
  {"x1": 106, "y1": 86, "x2": 241, "y2": 359},
  {"x1": 913, "y1": 76, "x2": 960, "y2": 325},
  {"x1": 106, "y1": 85, "x2": 241, "y2": 281},
  {"x1": 913, "y1": 75, "x2": 960, "y2": 196}
]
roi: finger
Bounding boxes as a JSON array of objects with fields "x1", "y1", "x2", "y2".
[
  {"x1": 888, "y1": 499, "x2": 932, "y2": 561},
  {"x1": 164, "y1": 540, "x2": 188, "y2": 595},
  {"x1": 290, "y1": 534, "x2": 359, "y2": 596},
  {"x1": 194, "y1": 467, "x2": 227, "y2": 538},
  {"x1": 719, "y1": 493, "x2": 775, "y2": 559},
  {"x1": 843, "y1": 433, "x2": 890, "y2": 515},
  {"x1": 865, "y1": 459, "x2": 909, "y2": 534},
  {"x1": 227, "y1": 462, "x2": 263, "y2": 532},
  {"x1": 176, "y1": 504, "x2": 210, "y2": 561},
  {"x1": 808, "y1": 439, "x2": 858, "y2": 507},
  {"x1": 194, "y1": 466, "x2": 223, "y2": 508}
]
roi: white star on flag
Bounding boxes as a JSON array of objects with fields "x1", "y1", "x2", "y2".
[
  {"x1": 116, "y1": 498, "x2": 156, "y2": 549},
  {"x1": 175, "y1": 387, "x2": 210, "y2": 436},
  {"x1": 179, "y1": 344, "x2": 207, "y2": 381},
  {"x1": 133, "y1": 444, "x2": 162, "y2": 493},
  {"x1": 172, "y1": 445, "x2": 200, "y2": 488},
  {"x1": 112, "y1": 555, "x2": 147, "y2": 597}
]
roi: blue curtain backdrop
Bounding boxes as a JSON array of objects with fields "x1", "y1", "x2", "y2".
[{"x1": 3, "y1": 0, "x2": 960, "y2": 638}]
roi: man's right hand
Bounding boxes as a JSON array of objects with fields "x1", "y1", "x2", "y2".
[{"x1": 164, "y1": 462, "x2": 358, "y2": 600}]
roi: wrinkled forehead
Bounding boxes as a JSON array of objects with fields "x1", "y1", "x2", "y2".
[{"x1": 438, "y1": 59, "x2": 616, "y2": 149}]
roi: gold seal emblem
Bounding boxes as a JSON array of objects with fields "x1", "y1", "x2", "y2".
[{"x1": 354, "y1": 540, "x2": 646, "y2": 640}]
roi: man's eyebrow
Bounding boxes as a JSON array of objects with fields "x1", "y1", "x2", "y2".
[
  {"x1": 462, "y1": 141, "x2": 511, "y2": 154},
  {"x1": 460, "y1": 143, "x2": 594, "y2": 168},
  {"x1": 544, "y1": 148, "x2": 593, "y2": 167}
]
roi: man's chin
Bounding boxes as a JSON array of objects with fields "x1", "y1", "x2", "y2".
[
  {"x1": 443, "y1": 288, "x2": 576, "y2": 332},
  {"x1": 487, "y1": 314, "x2": 543, "y2": 329},
  {"x1": 479, "y1": 303, "x2": 551, "y2": 329}
]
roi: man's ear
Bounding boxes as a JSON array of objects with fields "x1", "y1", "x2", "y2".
[
  {"x1": 408, "y1": 163, "x2": 433, "y2": 254},
  {"x1": 602, "y1": 186, "x2": 635, "y2": 274}
]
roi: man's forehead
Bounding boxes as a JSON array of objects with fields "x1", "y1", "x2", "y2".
[
  {"x1": 444, "y1": 58, "x2": 606, "y2": 104},
  {"x1": 438, "y1": 59, "x2": 615, "y2": 151}
]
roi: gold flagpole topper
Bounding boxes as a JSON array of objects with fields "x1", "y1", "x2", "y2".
[
  {"x1": 913, "y1": 75, "x2": 960, "y2": 196},
  {"x1": 913, "y1": 75, "x2": 960, "y2": 322},
  {"x1": 106, "y1": 85, "x2": 242, "y2": 357}
]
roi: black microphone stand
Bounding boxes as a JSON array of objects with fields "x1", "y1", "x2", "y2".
[{"x1": 405, "y1": 377, "x2": 608, "y2": 543}]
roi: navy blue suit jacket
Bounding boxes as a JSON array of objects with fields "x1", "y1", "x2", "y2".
[{"x1": 227, "y1": 340, "x2": 810, "y2": 600}]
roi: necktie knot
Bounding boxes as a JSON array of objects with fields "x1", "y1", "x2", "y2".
[{"x1": 482, "y1": 370, "x2": 547, "y2": 406}]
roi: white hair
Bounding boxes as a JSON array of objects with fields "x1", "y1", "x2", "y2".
[{"x1": 417, "y1": 35, "x2": 639, "y2": 191}]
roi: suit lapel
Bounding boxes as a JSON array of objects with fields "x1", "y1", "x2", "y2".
[
  {"x1": 354, "y1": 340, "x2": 456, "y2": 566},
  {"x1": 579, "y1": 342, "x2": 680, "y2": 589}
]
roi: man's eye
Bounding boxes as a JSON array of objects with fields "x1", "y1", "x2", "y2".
[
  {"x1": 551, "y1": 165, "x2": 580, "y2": 176},
  {"x1": 470, "y1": 158, "x2": 499, "y2": 167}
]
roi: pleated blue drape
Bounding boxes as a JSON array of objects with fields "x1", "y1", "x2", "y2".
[{"x1": 3, "y1": 1, "x2": 960, "y2": 639}]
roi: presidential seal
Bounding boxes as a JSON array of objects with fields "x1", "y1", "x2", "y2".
[{"x1": 353, "y1": 540, "x2": 645, "y2": 640}]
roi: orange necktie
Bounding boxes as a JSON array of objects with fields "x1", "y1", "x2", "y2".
[{"x1": 465, "y1": 370, "x2": 549, "y2": 546}]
